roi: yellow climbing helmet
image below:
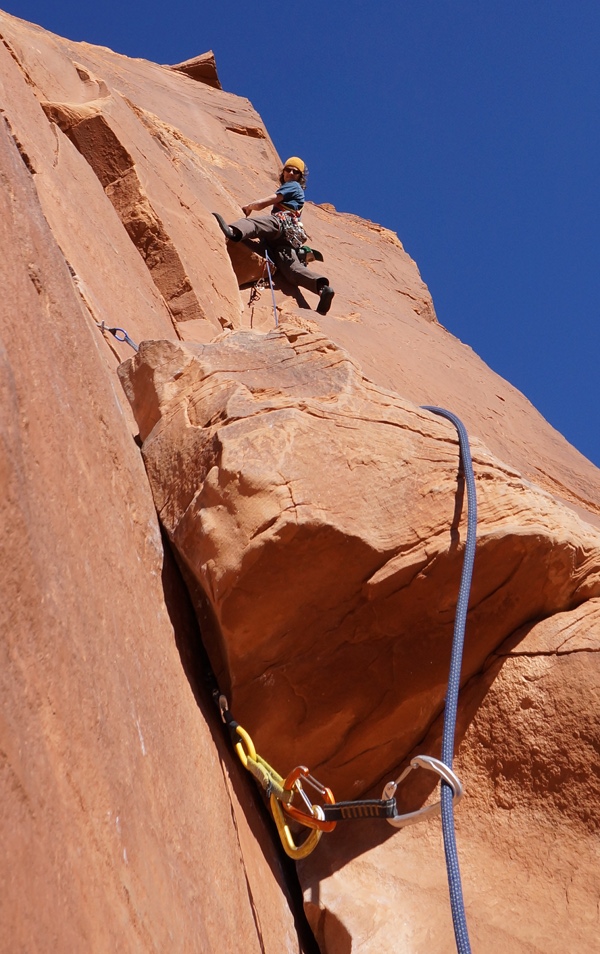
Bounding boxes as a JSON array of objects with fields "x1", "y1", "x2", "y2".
[{"x1": 283, "y1": 156, "x2": 305, "y2": 173}]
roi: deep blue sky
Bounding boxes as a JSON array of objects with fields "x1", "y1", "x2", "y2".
[{"x1": 4, "y1": 1, "x2": 599, "y2": 468}]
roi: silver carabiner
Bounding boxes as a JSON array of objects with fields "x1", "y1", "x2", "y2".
[{"x1": 382, "y1": 755, "x2": 464, "y2": 829}]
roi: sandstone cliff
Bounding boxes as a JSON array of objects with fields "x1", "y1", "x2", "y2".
[{"x1": 1, "y1": 10, "x2": 599, "y2": 954}]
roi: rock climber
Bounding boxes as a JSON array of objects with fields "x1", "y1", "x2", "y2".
[{"x1": 213, "y1": 157, "x2": 335, "y2": 316}]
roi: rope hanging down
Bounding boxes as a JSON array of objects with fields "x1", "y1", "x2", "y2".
[
  {"x1": 264, "y1": 250, "x2": 279, "y2": 327},
  {"x1": 420, "y1": 405, "x2": 477, "y2": 954}
]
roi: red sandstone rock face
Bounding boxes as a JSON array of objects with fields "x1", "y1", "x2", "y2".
[
  {"x1": 300, "y1": 600, "x2": 600, "y2": 953},
  {"x1": 119, "y1": 331, "x2": 600, "y2": 806},
  {"x1": 0, "y1": 15, "x2": 305, "y2": 954},
  {"x1": 1, "y1": 9, "x2": 600, "y2": 954}
]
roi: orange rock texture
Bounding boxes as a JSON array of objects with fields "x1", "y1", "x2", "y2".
[
  {"x1": 1, "y1": 10, "x2": 599, "y2": 954},
  {"x1": 119, "y1": 332, "x2": 600, "y2": 806}
]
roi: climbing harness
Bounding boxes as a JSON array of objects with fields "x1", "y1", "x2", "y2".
[
  {"x1": 96, "y1": 321, "x2": 139, "y2": 352},
  {"x1": 213, "y1": 406, "x2": 476, "y2": 952},
  {"x1": 273, "y1": 208, "x2": 308, "y2": 249}
]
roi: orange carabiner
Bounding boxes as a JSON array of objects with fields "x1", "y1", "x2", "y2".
[{"x1": 282, "y1": 766, "x2": 337, "y2": 832}]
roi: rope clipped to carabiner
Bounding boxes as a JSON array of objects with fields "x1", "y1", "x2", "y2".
[{"x1": 382, "y1": 755, "x2": 463, "y2": 828}]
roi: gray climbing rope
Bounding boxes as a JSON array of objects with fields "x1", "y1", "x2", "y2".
[
  {"x1": 422, "y1": 405, "x2": 476, "y2": 954},
  {"x1": 264, "y1": 250, "x2": 279, "y2": 328}
]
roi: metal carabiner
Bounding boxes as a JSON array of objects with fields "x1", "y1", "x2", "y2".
[
  {"x1": 382, "y1": 755, "x2": 464, "y2": 829},
  {"x1": 270, "y1": 793, "x2": 323, "y2": 859},
  {"x1": 234, "y1": 725, "x2": 257, "y2": 769},
  {"x1": 282, "y1": 766, "x2": 337, "y2": 832},
  {"x1": 97, "y1": 321, "x2": 139, "y2": 351}
]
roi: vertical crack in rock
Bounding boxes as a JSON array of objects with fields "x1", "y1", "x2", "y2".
[
  {"x1": 0, "y1": 114, "x2": 35, "y2": 173},
  {"x1": 0, "y1": 33, "x2": 38, "y2": 92},
  {"x1": 217, "y1": 756, "x2": 268, "y2": 954},
  {"x1": 41, "y1": 100, "x2": 206, "y2": 324}
]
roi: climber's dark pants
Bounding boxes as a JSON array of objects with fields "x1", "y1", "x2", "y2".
[{"x1": 231, "y1": 214, "x2": 329, "y2": 295}]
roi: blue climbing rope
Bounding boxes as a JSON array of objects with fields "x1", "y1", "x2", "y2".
[
  {"x1": 422, "y1": 406, "x2": 476, "y2": 954},
  {"x1": 264, "y1": 251, "x2": 279, "y2": 327}
]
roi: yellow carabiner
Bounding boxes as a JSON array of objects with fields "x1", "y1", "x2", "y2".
[
  {"x1": 233, "y1": 727, "x2": 293, "y2": 803},
  {"x1": 234, "y1": 725, "x2": 257, "y2": 768},
  {"x1": 270, "y1": 794, "x2": 322, "y2": 860}
]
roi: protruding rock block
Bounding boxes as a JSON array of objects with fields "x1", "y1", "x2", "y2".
[
  {"x1": 226, "y1": 238, "x2": 271, "y2": 286},
  {"x1": 119, "y1": 329, "x2": 600, "y2": 797},
  {"x1": 169, "y1": 51, "x2": 222, "y2": 89}
]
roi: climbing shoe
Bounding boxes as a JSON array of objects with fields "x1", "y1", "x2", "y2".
[
  {"x1": 316, "y1": 285, "x2": 335, "y2": 315},
  {"x1": 212, "y1": 213, "x2": 240, "y2": 242}
]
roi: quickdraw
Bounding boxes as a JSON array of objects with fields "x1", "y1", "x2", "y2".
[
  {"x1": 218, "y1": 694, "x2": 461, "y2": 858},
  {"x1": 248, "y1": 277, "x2": 268, "y2": 308}
]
